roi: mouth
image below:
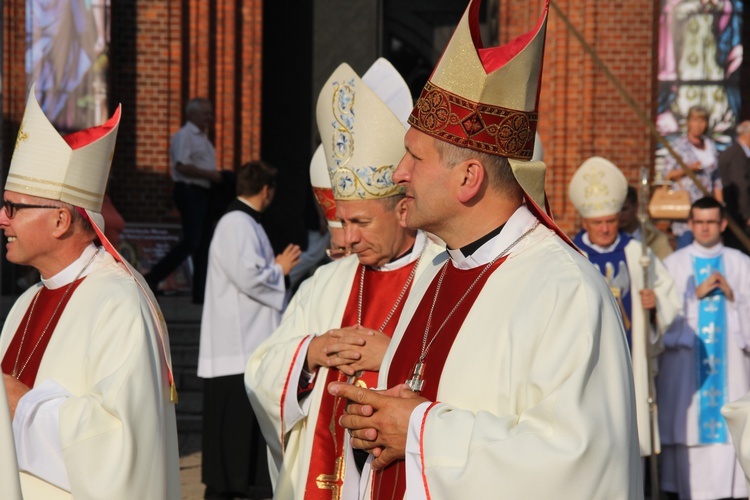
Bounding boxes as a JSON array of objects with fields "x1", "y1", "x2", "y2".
[{"x1": 6, "y1": 236, "x2": 16, "y2": 242}]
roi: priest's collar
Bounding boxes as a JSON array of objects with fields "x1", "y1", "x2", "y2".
[
  {"x1": 688, "y1": 241, "x2": 725, "y2": 258},
  {"x1": 447, "y1": 206, "x2": 539, "y2": 270},
  {"x1": 42, "y1": 243, "x2": 100, "y2": 290},
  {"x1": 455, "y1": 224, "x2": 505, "y2": 258},
  {"x1": 376, "y1": 230, "x2": 429, "y2": 272},
  {"x1": 234, "y1": 197, "x2": 262, "y2": 222}
]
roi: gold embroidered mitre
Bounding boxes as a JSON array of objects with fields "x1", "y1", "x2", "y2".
[
  {"x1": 316, "y1": 58, "x2": 411, "y2": 201},
  {"x1": 7, "y1": 84, "x2": 120, "y2": 214},
  {"x1": 409, "y1": 0, "x2": 547, "y2": 161},
  {"x1": 310, "y1": 144, "x2": 341, "y2": 228},
  {"x1": 568, "y1": 157, "x2": 628, "y2": 218}
]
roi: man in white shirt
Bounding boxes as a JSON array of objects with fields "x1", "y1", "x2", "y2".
[
  {"x1": 146, "y1": 97, "x2": 223, "y2": 303},
  {"x1": 199, "y1": 160, "x2": 300, "y2": 499}
]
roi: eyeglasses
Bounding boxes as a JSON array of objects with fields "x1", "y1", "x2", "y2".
[
  {"x1": 2, "y1": 200, "x2": 59, "y2": 219},
  {"x1": 325, "y1": 245, "x2": 351, "y2": 260}
]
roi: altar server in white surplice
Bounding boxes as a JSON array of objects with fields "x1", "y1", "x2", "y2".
[
  {"x1": 331, "y1": 1, "x2": 643, "y2": 498},
  {"x1": 569, "y1": 157, "x2": 680, "y2": 459},
  {"x1": 198, "y1": 160, "x2": 301, "y2": 499},
  {"x1": 0, "y1": 86, "x2": 179, "y2": 499},
  {"x1": 659, "y1": 196, "x2": 750, "y2": 499},
  {"x1": 245, "y1": 59, "x2": 442, "y2": 500}
]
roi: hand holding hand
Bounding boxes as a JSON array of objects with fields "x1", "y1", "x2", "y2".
[
  {"x1": 276, "y1": 244, "x2": 302, "y2": 275},
  {"x1": 329, "y1": 382, "x2": 427, "y2": 470}
]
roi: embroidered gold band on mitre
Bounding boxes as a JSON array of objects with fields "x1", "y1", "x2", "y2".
[{"x1": 408, "y1": 81, "x2": 537, "y2": 160}]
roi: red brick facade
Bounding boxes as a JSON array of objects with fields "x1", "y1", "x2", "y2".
[
  {"x1": 502, "y1": 0, "x2": 659, "y2": 234},
  {"x1": 2, "y1": 0, "x2": 657, "y2": 235}
]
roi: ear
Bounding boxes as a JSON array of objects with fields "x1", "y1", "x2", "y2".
[
  {"x1": 396, "y1": 197, "x2": 409, "y2": 227},
  {"x1": 720, "y1": 217, "x2": 728, "y2": 233},
  {"x1": 51, "y1": 206, "x2": 74, "y2": 238},
  {"x1": 456, "y1": 158, "x2": 486, "y2": 203}
]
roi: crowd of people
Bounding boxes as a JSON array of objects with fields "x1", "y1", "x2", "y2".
[{"x1": 2, "y1": 0, "x2": 750, "y2": 499}]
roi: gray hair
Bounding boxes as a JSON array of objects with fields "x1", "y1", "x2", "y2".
[{"x1": 185, "y1": 97, "x2": 211, "y2": 116}]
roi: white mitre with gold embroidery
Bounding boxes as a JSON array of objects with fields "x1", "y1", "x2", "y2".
[
  {"x1": 310, "y1": 144, "x2": 341, "y2": 228},
  {"x1": 7, "y1": 84, "x2": 120, "y2": 230},
  {"x1": 7, "y1": 85, "x2": 178, "y2": 403},
  {"x1": 316, "y1": 58, "x2": 411, "y2": 201},
  {"x1": 568, "y1": 157, "x2": 628, "y2": 218}
]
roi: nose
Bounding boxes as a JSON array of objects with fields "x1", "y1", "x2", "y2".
[
  {"x1": 0, "y1": 205, "x2": 10, "y2": 226},
  {"x1": 393, "y1": 154, "x2": 410, "y2": 184},
  {"x1": 344, "y1": 224, "x2": 360, "y2": 247}
]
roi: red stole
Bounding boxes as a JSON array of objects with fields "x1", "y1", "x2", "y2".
[
  {"x1": 2, "y1": 278, "x2": 86, "y2": 387},
  {"x1": 305, "y1": 262, "x2": 418, "y2": 499},
  {"x1": 372, "y1": 258, "x2": 505, "y2": 499}
]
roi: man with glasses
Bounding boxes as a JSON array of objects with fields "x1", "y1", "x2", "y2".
[
  {"x1": 0, "y1": 88, "x2": 179, "y2": 497},
  {"x1": 245, "y1": 59, "x2": 441, "y2": 499},
  {"x1": 658, "y1": 196, "x2": 750, "y2": 499}
]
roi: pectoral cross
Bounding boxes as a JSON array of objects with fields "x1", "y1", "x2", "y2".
[{"x1": 406, "y1": 361, "x2": 425, "y2": 392}]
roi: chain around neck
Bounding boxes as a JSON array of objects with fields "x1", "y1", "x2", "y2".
[
  {"x1": 357, "y1": 239, "x2": 427, "y2": 332},
  {"x1": 12, "y1": 248, "x2": 100, "y2": 380}
]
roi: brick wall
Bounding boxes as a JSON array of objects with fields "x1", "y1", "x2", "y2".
[
  {"x1": 2, "y1": 0, "x2": 658, "y2": 232},
  {"x1": 502, "y1": 0, "x2": 658, "y2": 236}
]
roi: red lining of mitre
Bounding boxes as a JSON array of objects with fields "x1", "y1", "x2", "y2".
[
  {"x1": 62, "y1": 106, "x2": 121, "y2": 150},
  {"x1": 476, "y1": 0, "x2": 549, "y2": 73}
]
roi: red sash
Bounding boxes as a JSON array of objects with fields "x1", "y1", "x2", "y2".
[
  {"x1": 372, "y1": 258, "x2": 505, "y2": 499},
  {"x1": 2, "y1": 278, "x2": 86, "y2": 387},
  {"x1": 304, "y1": 262, "x2": 418, "y2": 499}
]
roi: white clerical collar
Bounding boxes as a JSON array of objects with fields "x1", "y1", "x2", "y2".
[
  {"x1": 42, "y1": 243, "x2": 100, "y2": 290},
  {"x1": 447, "y1": 205, "x2": 538, "y2": 269},
  {"x1": 377, "y1": 230, "x2": 429, "y2": 272},
  {"x1": 582, "y1": 232, "x2": 621, "y2": 253},
  {"x1": 237, "y1": 197, "x2": 261, "y2": 212},
  {"x1": 688, "y1": 241, "x2": 724, "y2": 258}
]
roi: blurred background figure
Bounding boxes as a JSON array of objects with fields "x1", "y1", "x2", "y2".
[
  {"x1": 198, "y1": 161, "x2": 300, "y2": 500},
  {"x1": 663, "y1": 105, "x2": 723, "y2": 248},
  {"x1": 620, "y1": 185, "x2": 673, "y2": 261},
  {"x1": 719, "y1": 120, "x2": 750, "y2": 254},
  {"x1": 658, "y1": 197, "x2": 750, "y2": 500},
  {"x1": 145, "y1": 97, "x2": 223, "y2": 304}
]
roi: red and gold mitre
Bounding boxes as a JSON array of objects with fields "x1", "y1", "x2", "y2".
[{"x1": 408, "y1": 0, "x2": 547, "y2": 161}]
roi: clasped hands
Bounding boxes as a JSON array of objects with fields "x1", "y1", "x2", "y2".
[
  {"x1": 328, "y1": 382, "x2": 428, "y2": 470},
  {"x1": 305, "y1": 325, "x2": 390, "y2": 376},
  {"x1": 695, "y1": 271, "x2": 735, "y2": 302}
]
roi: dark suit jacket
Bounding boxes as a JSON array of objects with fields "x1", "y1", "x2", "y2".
[{"x1": 719, "y1": 141, "x2": 750, "y2": 223}]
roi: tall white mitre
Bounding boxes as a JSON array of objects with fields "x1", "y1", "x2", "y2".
[
  {"x1": 7, "y1": 84, "x2": 120, "y2": 231},
  {"x1": 316, "y1": 58, "x2": 412, "y2": 201}
]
